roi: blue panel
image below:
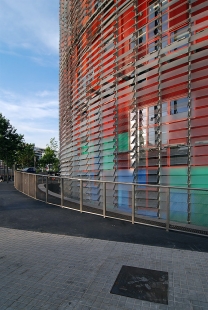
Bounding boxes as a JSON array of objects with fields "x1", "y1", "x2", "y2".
[
  {"x1": 138, "y1": 169, "x2": 146, "y2": 184},
  {"x1": 117, "y1": 170, "x2": 133, "y2": 211}
]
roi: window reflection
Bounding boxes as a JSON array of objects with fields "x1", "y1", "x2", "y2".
[
  {"x1": 149, "y1": 0, "x2": 168, "y2": 17},
  {"x1": 171, "y1": 26, "x2": 189, "y2": 50},
  {"x1": 94, "y1": 0, "x2": 102, "y2": 10},
  {"x1": 171, "y1": 26, "x2": 189, "y2": 43},
  {"x1": 130, "y1": 35, "x2": 136, "y2": 50},
  {"x1": 149, "y1": 15, "x2": 168, "y2": 40},
  {"x1": 104, "y1": 35, "x2": 114, "y2": 52},
  {"x1": 162, "y1": 103, "x2": 168, "y2": 117},
  {"x1": 138, "y1": 27, "x2": 146, "y2": 45},
  {"x1": 149, "y1": 103, "x2": 167, "y2": 125},
  {"x1": 149, "y1": 127, "x2": 157, "y2": 146},
  {"x1": 139, "y1": 108, "x2": 147, "y2": 128},
  {"x1": 149, "y1": 0, "x2": 159, "y2": 20},
  {"x1": 161, "y1": 0, "x2": 168, "y2": 10},
  {"x1": 170, "y1": 146, "x2": 188, "y2": 166},
  {"x1": 139, "y1": 109, "x2": 147, "y2": 147},
  {"x1": 149, "y1": 106, "x2": 158, "y2": 124},
  {"x1": 170, "y1": 98, "x2": 188, "y2": 115},
  {"x1": 149, "y1": 40, "x2": 158, "y2": 54},
  {"x1": 162, "y1": 36, "x2": 168, "y2": 49},
  {"x1": 149, "y1": 19, "x2": 159, "y2": 39},
  {"x1": 162, "y1": 13, "x2": 168, "y2": 32},
  {"x1": 87, "y1": 69, "x2": 94, "y2": 84}
]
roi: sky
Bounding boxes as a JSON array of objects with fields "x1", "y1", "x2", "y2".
[{"x1": 0, "y1": 0, "x2": 59, "y2": 148}]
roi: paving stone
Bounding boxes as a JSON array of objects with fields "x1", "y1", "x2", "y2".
[{"x1": 0, "y1": 227, "x2": 207, "y2": 310}]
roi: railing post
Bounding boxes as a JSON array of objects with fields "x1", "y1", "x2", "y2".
[
  {"x1": 46, "y1": 176, "x2": 48, "y2": 203},
  {"x1": 103, "y1": 182, "x2": 106, "y2": 218},
  {"x1": 35, "y1": 174, "x2": 37, "y2": 199},
  {"x1": 132, "y1": 184, "x2": 135, "y2": 224},
  {"x1": 22, "y1": 173, "x2": 24, "y2": 193},
  {"x1": 28, "y1": 173, "x2": 30, "y2": 195},
  {"x1": 61, "y1": 178, "x2": 64, "y2": 207},
  {"x1": 22, "y1": 172, "x2": 25, "y2": 194},
  {"x1": 187, "y1": 188, "x2": 191, "y2": 224},
  {"x1": 80, "y1": 179, "x2": 83, "y2": 213},
  {"x1": 166, "y1": 187, "x2": 170, "y2": 232}
]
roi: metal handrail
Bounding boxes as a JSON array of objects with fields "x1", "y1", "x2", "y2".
[
  {"x1": 32, "y1": 172, "x2": 208, "y2": 192},
  {"x1": 15, "y1": 171, "x2": 208, "y2": 235}
]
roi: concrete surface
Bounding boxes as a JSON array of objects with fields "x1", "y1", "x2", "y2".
[{"x1": 0, "y1": 227, "x2": 208, "y2": 310}]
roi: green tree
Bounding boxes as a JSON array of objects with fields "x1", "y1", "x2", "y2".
[
  {"x1": 48, "y1": 137, "x2": 59, "y2": 152},
  {"x1": 16, "y1": 143, "x2": 35, "y2": 169},
  {"x1": 0, "y1": 113, "x2": 24, "y2": 181},
  {"x1": 39, "y1": 138, "x2": 59, "y2": 172}
]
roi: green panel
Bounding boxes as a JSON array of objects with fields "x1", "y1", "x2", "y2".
[
  {"x1": 103, "y1": 162, "x2": 114, "y2": 170},
  {"x1": 190, "y1": 166, "x2": 208, "y2": 175},
  {"x1": 102, "y1": 155, "x2": 114, "y2": 163},
  {"x1": 169, "y1": 168, "x2": 188, "y2": 186},
  {"x1": 102, "y1": 150, "x2": 114, "y2": 156},
  {"x1": 118, "y1": 132, "x2": 129, "y2": 152},
  {"x1": 190, "y1": 167, "x2": 208, "y2": 188},
  {"x1": 81, "y1": 145, "x2": 88, "y2": 155},
  {"x1": 169, "y1": 168, "x2": 188, "y2": 223},
  {"x1": 190, "y1": 167, "x2": 208, "y2": 227},
  {"x1": 101, "y1": 142, "x2": 115, "y2": 151},
  {"x1": 190, "y1": 214, "x2": 208, "y2": 227},
  {"x1": 102, "y1": 137, "x2": 115, "y2": 170},
  {"x1": 102, "y1": 136, "x2": 115, "y2": 144}
]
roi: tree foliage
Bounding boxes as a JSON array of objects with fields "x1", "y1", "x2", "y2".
[
  {"x1": 0, "y1": 113, "x2": 24, "y2": 167},
  {"x1": 39, "y1": 138, "x2": 59, "y2": 172},
  {"x1": 48, "y1": 137, "x2": 59, "y2": 152},
  {"x1": 16, "y1": 143, "x2": 35, "y2": 169}
]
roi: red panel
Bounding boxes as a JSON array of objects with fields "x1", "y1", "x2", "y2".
[
  {"x1": 169, "y1": 0, "x2": 188, "y2": 29},
  {"x1": 138, "y1": 0, "x2": 147, "y2": 28}
]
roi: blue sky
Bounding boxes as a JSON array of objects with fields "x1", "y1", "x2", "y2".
[{"x1": 0, "y1": 0, "x2": 59, "y2": 148}]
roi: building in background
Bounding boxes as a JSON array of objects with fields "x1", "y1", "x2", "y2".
[
  {"x1": 59, "y1": 0, "x2": 208, "y2": 227},
  {"x1": 34, "y1": 146, "x2": 45, "y2": 161}
]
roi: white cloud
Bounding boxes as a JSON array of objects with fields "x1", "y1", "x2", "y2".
[
  {"x1": 0, "y1": 88, "x2": 59, "y2": 148},
  {"x1": 30, "y1": 56, "x2": 59, "y2": 67},
  {"x1": 0, "y1": 1, "x2": 60, "y2": 148},
  {"x1": 0, "y1": 0, "x2": 59, "y2": 55},
  {"x1": 0, "y1": 89, "x2": 58, "y2": 117},
  {"x1": 36, "y1": 90, "x2": 58, "y2": 98}
]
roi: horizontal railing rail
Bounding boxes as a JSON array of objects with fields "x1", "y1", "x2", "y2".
[
  {"x1": 24, "y1": 173, "x2": 208, "y2": 191},
  {"x1": 14, "y1": 171, "x2": 208, "y2": 236}
]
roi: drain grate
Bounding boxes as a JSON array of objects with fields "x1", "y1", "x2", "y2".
[
  {"x1": 169, "y1": 224, "x2": 208, "y2": 236},
  {"x1": 110, "y1": 265, "x2": 168, "y2": 305}
]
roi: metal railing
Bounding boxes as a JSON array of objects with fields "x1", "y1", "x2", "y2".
[{"x1": 14, "y1": 171, "x2": 208, "y2": 236}]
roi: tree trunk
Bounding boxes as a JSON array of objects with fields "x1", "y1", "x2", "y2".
[
  {"x1": 6, "y1": 158, "x2": 9, "y2": 183},
  {"x1": 4, "y1": 161, "x2": 5, "y2": 181}
]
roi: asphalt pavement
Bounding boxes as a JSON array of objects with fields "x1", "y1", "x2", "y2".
[{"x1": 0, "y1": 182, "x2": 207, "y2": 252}]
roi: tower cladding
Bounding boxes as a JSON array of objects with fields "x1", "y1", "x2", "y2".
[{"x1": 59, "y1": 0, "x2": 208, "y2": 228}]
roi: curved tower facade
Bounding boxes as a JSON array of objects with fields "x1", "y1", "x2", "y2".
[{"x1": 59, "y1": 0, "x2": 208, "y2": 226}]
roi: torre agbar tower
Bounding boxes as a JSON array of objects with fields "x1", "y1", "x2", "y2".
[{"x1": 59, "y1": 0, "x2": 208, "y2": 227}]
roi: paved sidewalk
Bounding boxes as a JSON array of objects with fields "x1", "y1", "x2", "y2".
[{"x1": 0, "y1": 227, "x2": 208, "y2": 310}]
